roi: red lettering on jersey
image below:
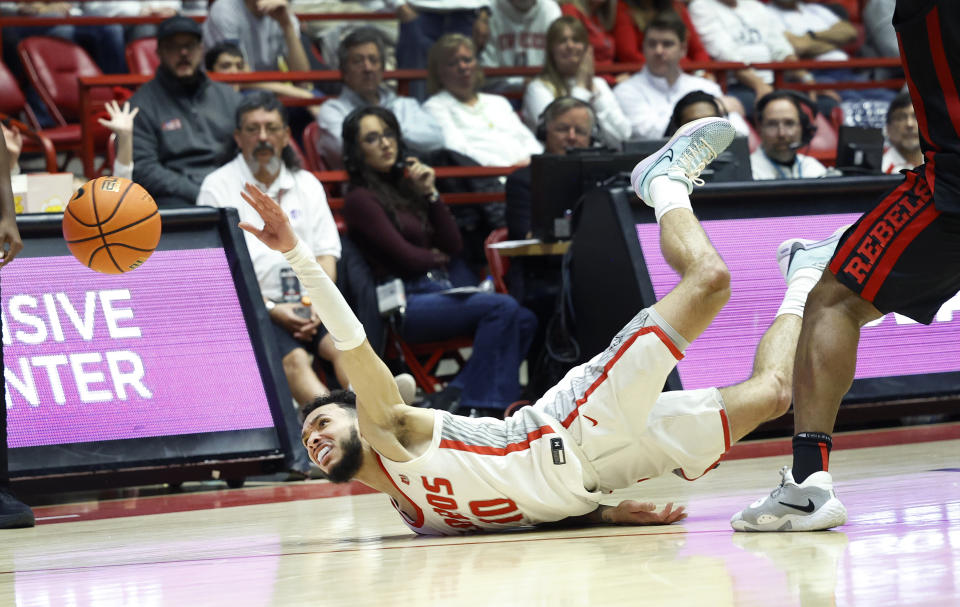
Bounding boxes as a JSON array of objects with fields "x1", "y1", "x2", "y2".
[
  {"x1": 426, "y1": 494, "x2": 458, "y2": 510},
  {"x1": 470, "y1": 498, "x2": 523, "y2": 524},
  {"x1": 422, "y1": 476, "x2": 454, "y2": 495}
]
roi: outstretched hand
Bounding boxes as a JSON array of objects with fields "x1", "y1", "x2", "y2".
[
  {"x1": 97, "y1": 100, "x2": 139, "y2": 137},
  {"x1": 604, "y1": 500, "x2": 687, "y2": 526},
  {"x1": 238, "y1": 183, "x2": 298, "y2": 253}
]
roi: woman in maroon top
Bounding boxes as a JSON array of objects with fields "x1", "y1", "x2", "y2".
[{"x1": 340, "y1": 106, "x2": 537, "y2": 416}]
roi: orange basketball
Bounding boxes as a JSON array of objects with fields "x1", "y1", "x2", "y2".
[{"x1": 62, "y1": 177, "x2": 162, "y2": 274}]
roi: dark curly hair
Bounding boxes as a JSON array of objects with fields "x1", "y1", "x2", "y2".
[{"x1": 341, "y1": 106, "x2": 431, "y2": 234}]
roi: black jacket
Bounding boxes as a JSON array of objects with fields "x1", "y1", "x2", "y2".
[{"x1": 131, "y1": 66, "x2": 241, "y2": 206}]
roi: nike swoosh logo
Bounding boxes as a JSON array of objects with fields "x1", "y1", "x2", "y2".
[
  {"x1": 584, "y1": 415, "x2": 599, "y2": 427},
  {"x1": 778, "y1": 499, "x2": 815, "y2": 513}
]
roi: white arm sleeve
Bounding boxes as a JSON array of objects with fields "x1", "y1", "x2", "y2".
[{"x1": 282, "y1": 239, "x2": 366, "y2": 351}]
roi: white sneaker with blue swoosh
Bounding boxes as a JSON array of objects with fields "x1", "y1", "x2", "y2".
[
  {"x1": 630, "y1": 116, "x2": 737, "y2": 205},
  {"x1": 731, "y1": 466, "x2": 848, "y2": 532}
]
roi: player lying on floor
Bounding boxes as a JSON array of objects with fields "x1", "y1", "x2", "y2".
[{"x1": 237, "y1": 117, "x2": 841, "y2": 535}]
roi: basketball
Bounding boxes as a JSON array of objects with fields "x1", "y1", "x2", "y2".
[{"x1": 62, "y1": 176, "x2": 162, "y2": 274}]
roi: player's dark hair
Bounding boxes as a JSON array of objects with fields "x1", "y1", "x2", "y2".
[
  {"x1": 887, "y1": 91, "x2": 913, "y2": 124},
  {"x1": 204, "y1": 41, "x2": 243, "y2": 72},
  {"x1": 302, "y1": 389, "x2": 358, "y2": 419}
]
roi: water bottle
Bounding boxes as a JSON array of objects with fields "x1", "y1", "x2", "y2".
[{"x1": 479, "y1": 275, "x2": 495, "y2": 292}]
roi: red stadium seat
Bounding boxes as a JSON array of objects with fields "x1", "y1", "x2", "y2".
[
  {"x1": 301, "y1": 121, "x2": 328, "y2": 172},
  {"x1": 125, "y1": 37, "x2": 159, "y2": 76},
  {"x1": 17, "y1": 36, "x2": 114, "y2": 169},
  {"x1": 483, "y1": 227, "x2": 510, "y2": 295},
  {"x1": 384, "y1": 330, "x2": 474, "y2": 394}
]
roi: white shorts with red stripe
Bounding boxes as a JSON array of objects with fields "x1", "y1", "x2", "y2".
[{"x1": 531, "y1": 307, "x2": 731, "y2": 492}]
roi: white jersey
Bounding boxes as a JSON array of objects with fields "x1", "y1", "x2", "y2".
[
  {"x1": 378, "y1": 407, "x2": 601, "y2": 535},
  {"x1": 377, "y1": 307, "x2": 731, "y2": 536}
]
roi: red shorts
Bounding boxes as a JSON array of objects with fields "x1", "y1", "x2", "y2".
[{"x1": 829, "y1": 167, "x2": 960, "y2": 324}]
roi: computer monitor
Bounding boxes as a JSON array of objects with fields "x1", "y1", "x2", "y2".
[
  {"x1": 530, "y1": 139, "x2": 752, "y2": 242},
  {"x1": 835, "y1": 126, "x2": 885, "y2": 175}
]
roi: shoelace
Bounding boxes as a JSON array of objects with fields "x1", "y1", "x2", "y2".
[
  {"x1": 672, "y1": 138, "x2": 719, "y2": 187},
  {"x1": 768, "y1": 465, "x2": 790, "y2": 499}
]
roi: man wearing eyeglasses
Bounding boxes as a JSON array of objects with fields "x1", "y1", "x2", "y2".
[
  {"x1": 130, "y1": 15, "x2": 242, "y2": 207},
  {"x1": 198, "y1": 92, "x2": 354, "y2": 441},
  {"x1": 882, "y1": 91, "x2": 922, "y2": 175}
]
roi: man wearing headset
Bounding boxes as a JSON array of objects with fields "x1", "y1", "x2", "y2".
[
  {"x1": 750, "y1": 91, "x2": 827, "y2": 180},
  {"x1": 505, "y1": 96, "x2": 597, "y2": 240}
]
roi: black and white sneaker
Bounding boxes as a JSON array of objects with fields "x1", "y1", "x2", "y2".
[{"x1": 731, "y1": 466, "x2": 847, "y2": 532}]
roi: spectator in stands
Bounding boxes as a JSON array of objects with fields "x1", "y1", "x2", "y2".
[
  {"x1": 424, "y1": 33, "x2": 542, "y2": 167},
  {"x1": 863, "y1": 0, "x2": 897, "y2": 59},
  {"x1": 522, "y1": 16, "x2": 630, "y2": 149},
  {"x1": 203, "y1": 0, "x2": 310, "y2": 75},
  {"x1": 624, "y1": 0, "x2": 711, "y2": 65},
  {"x1": 766, "y1": 0, "x2": 857, "y2": 63},
  {"x1": 507, "y1": 96, "x2": 594, "y2": 240},
  {"x1": 688, "y1": 0, "x2": 815, "y2": 116},
  {"x1": 3, "y1": 100, "x2": 136, "y2": 182},
  {"x1": 479, "y1": 0, "x2": 561, "y2": 93},
  {"x1": 205, "y1": 42, "x2": 246, "y2": 91},
  {"x1": 559, "y1": 0, "x2": 640, "y2": 81},
  {"x1": 97, "y1": 100, "x2": 139, "y2": 180},
  {"x1": 197, "y1": 92, "x2": 347, "y2": 407},
  {"x1": 81, "y1": 1, "x2": 178, "y2": 43},
  {"x1": 341, "y1": 105, "x2": 537, "y2": 417},
  {"x1": 882, "y1": 91, "x2": 922, "y2": 175},
  {"x1": 613, "y1": 11, "x2": 749, "y2": 140},
  {"x1": 315, "y1": 27, "x2": 444, "y2": 169},
  {"x1": 396, "y1": 0, "x2": 490, "y2": 100},
  {"x1": 204, "y1": 41, "x2": 324, "y2": 114},
  {"x1": 130, "y1": 16, "x2": 241, "y2": 206},
  {"x1": 662, "y1": 89, "x2": 726, "y2": 137},
  {"x1": 750, "y1": 90, "x2": 827, "y2": 180}
]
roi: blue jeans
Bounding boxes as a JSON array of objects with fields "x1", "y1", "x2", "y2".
[
  {"x1": 402, "y1": 290, "x2": 537, "y2": 410},
  {"x1": 396, "y1": 10, "x2": 477, "y2": 101}
]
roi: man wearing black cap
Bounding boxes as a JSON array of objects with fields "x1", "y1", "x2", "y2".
[{"x1": 130, "y1": 15, "x2": 242, "y2": 207}]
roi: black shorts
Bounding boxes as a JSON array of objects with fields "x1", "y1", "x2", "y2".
[
  {"x1": 829, "y1": 167, "x2": 960, "y2": 324},
  {"x1": 271, "y1": 318, "x2": 328, "y2": 358}
]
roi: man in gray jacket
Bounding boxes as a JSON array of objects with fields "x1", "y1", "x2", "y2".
[
  {"x1": 315, "y1": 27, "x2": 443, "y2": 169},
  {"x1": 131, "y1": 16, "x2": 241, "y2": 206}
]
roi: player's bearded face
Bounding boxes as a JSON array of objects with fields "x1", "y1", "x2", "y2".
[{"x1": 324, "y1": 427, "x2": 364, "y2": 483}]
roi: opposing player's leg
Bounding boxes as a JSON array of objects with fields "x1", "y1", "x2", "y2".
[
  {"x1": 641, "y1": 227, "x2": 841, "y2": 485},
  {"x1": 631, "y1": 117, "x2": 736, "y2": 344},
  {"x1": 722, "y1": 227, "x2": 849, "y2": 442},
  {"x1": 733, "y1": 192, "x2": 960, "y2": 531}
]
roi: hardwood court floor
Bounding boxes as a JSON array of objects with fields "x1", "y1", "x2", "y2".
[{"x1": 2, "y1": 424, "x2": 959, "y2": 607}]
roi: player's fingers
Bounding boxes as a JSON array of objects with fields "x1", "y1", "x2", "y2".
[
  {"x1": 97, "y1": 118, "x2": 111, "y2": 128},
  {"x1": 237, "y1": 221, "x2": 262, "y2": 237},
  {"x1": 129, "y1": 106, "x2": 140, "y2": 119}
]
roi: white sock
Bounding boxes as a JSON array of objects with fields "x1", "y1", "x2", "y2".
[
  {"x1": 776, "y1": 268, "x2": 821, "y2": 318},
  {"x1": 649, "y1": 175, "x2": 693, "y2": 222}
]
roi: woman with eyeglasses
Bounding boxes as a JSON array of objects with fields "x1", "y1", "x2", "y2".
[{"x1": 340, "y1": 106, "x2": 538, "y2": 417}]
